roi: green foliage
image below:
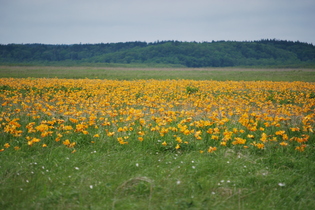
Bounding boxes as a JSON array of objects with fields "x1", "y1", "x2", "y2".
[
  {"x1": 1, "y1": 142, "x2": 314, "y2": 209},
  {"x1": 1, "y1": 66, "x2": 315, "y2": 82},
  {"x1": 186, "y1": 86, "x2": 199, "y2": 95},
  {"x1": 309, "y1": 92, "x2": 315, "y2": 99},
  {"x1": 1, "y1": 39, "x2": 315, "y2": 67}
]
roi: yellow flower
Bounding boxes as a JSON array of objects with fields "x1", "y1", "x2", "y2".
[
  {"x1": 290, "y1": 127, "x2": 300, "y2": 132},
  {"x1": 175, "y1": 144, "x2": 180, "y2": 150},
  {"x1": 251, "y1": 141, "x2": 264, "y2": 149},
  {"x1": 260, "y1": 133, "x2": 268, "y2": 143},
  {"x1": 275, "y1": 130, "x2": 285, "y2": 135},
  {"x1": 35, "y1": 124, "x2": 49, "y2": 132},
  {"x1": 176, "y1": 136, "x2": 183, "y2": 143},
  {"x1": 138, "y1": 131, "x2": 145, "y2": 136},
  {"x1": 93, "y1": 134, "x2": 100, "y2": 138},
  {"x1": 63, "y1": 139, "x2": 71, "y2": 146},
  {"x1": 69, "y1": 118, "x2": 78, "y2": 123},
  {"x1": 256, "y1": 143, "x2": 265, "y2": 149},
  {"x1": 117, "y1": 137, "x2": 128, "y2": 145},
  {"x1": 63, "y1": 125, "x2": 73, "y2": 131},
  {"x1": 42, "y1": 144, "x2": 47, "y2": 147},
  {"x1": 32, "y1": 138, "x2": 40, "y2": 143},
  {"x1": 232, "y1": 137, "x2": 246, "y2": 145},
  {"x1": 4, "y1": 143, "x2": 10, "y2": 148},
  {"x1": 211, "y1": 135, "x2": 219, "y2": 140},
  {"x1": 107, "y1": 132, "x2": 115, "y2": 137},
  {"x1": 282, "y1": 134, "x2": 288, "y2": 140},
  {"x1": 220, "y1": 141, "x2": 227, "y2": 146},
  {"x1": 162, "y1": 141, "x2": 167, "y2": 146},
  {"x1": 183, "y1": 129, "x2": 190, "y2": 135},
  {"x1": 207, "y1": 146, "x2": 217, "y2": 153},
  {"x1": 69, "y1": 142, "x2": 76, "y2": 148},
  {"x1": 295, "y1": 144, "x2": 306, "y2": 152}
]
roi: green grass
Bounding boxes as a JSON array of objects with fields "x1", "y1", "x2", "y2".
[
  {"x1": 1, "y1": 142, "x2": 314, "y2": 209},
  {"x1": 1, "y1": 65, "x2": 315, "y2": 81}
]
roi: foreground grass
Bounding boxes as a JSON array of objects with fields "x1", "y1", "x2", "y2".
[
  {"x1": 1, "y1": 144, "x2": 315, "y2": 209},
  {"x1": 1, "y1": 65, "x2": 315, "y2": 81}
]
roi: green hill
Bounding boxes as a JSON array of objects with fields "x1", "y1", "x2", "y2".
[{"x1": 1, "y1": 39, "x2": 314, "y2": 67}]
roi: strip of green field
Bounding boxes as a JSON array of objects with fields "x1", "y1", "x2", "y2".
[{"x1": 1, "y1": 66, "x2": 315, "y2": 81}]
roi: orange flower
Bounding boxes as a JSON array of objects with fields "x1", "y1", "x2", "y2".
[
  {"x1": 275, "y1": 130, "x2": 285, "y2": 135},
  {"x1": 295, "y1": 144, "x2": 306, "y2": 152},
  {"x1": 256, "y1": 143, "x2": 265, "y2": 149},
  {"x1": 290, "y1": 127, "x2": 300, "y2": 132},
  {"x1": 260, "y1": 133, "x2": 268, "y2": 143},
  {"x1": 211, "y1": 135, "x2": 219, "y2": 140},
  {"x1": 63, "y1": 139, "x2": 70, "y2": 146},
  {"x1": 232, "y1": 137, "x2": 246, "y2": 145},
  {"x1": 207, "y1": 146, "x2": 217, "y2": 153},
  {"x1": 107, "y1": 132, "x2": 115, "y2": 137}
]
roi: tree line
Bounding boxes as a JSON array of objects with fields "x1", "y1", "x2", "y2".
[{"x1": 1, "y1": 39, "x2": 314, "y2": 67}]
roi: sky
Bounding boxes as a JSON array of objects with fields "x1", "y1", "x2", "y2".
[{"x1": 1, "y1": 0, "x2": 315, "y2": 45}]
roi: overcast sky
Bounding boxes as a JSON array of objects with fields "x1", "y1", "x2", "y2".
[{"x1": 1, "y1": 0, "x2": 315, "y2": 45}]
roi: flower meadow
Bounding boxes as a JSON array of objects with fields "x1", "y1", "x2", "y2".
[{"x1": 1, "y1": 78, "x2": 314, "y2": 155}]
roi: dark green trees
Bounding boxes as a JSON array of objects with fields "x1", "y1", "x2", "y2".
[{"x1": 1, "y1": 40, "x2": 314, "y2": 67}]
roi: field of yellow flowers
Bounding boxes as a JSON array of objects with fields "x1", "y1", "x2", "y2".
[{"x1": 1, "y1": 78, "x2": 314, "y2": 154}]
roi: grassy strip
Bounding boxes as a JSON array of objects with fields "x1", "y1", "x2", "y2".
[
  {"x1": 1, "y1": 65, "x2": 315, "y2": 81},
  {"x1": 1, "y1": 142, "x2": 315, "y2": 209}
]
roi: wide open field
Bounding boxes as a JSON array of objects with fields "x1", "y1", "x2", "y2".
[
  {"x1": 1, "y1": 65, "x2": 315, "y2": 81},
  {"x1": 0, "y1": 67, "x2": 315, "y2": 209}
]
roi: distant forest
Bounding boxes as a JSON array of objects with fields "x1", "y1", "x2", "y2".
[{"x1": 1, "y1": 39, "x2": 315, "y2": 67}]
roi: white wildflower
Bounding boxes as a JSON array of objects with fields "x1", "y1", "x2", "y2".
[{"x1": 278, "y1": 183, "x2": 285, "y2": 187}]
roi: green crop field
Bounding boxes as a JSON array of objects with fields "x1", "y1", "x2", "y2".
[{"x1": 0, "y1": 66, "x2": 315, "y2": 209}]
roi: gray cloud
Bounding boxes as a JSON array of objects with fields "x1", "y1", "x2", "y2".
[{"x1": 1, "y1": 0, "x2": 314, "y2": 44}]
